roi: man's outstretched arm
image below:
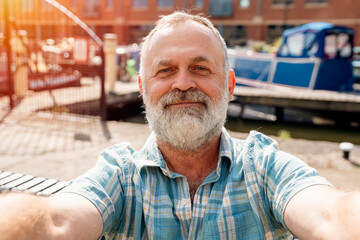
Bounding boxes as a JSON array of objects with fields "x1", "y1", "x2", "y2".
[
  {"x1": 284, "y1": 185, "x2": 360, "y2": 240},
  {"x1": 0, "y1": 192, "x2": 103, "y2": 240}
]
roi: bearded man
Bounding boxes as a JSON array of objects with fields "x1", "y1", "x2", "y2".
[{"x1": 1, "y1": 11, "x2": 360, "y2": 240}]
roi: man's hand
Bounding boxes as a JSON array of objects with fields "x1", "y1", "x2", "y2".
[
  {"x1": 285, "y1": 185, "x2": 360, "y2": 239},
  {"x1": 0, "y1": 192, "x2": 103, "y2": 240}
]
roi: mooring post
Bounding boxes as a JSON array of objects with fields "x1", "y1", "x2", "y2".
[
  {"x1": 275, "y1": 107, "x2": 284, "y2": 122},
  {"x1": 339, "y1": 142, "x2": 354, "y2": 160},
  {"x1": 103, "y1": 33, "x2": 118, "y2": 94}
]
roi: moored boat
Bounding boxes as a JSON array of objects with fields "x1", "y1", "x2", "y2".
[{"x1": 229, "y1": 22, "x2": 355, "y2": 92}]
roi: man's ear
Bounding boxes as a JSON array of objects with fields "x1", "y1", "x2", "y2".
[
  {"x1": 228, "y1": 69, "x2": 235, "y2": 101},
  {"x1": 138, "y1": 75, "x2": 143, "y2": 95}
]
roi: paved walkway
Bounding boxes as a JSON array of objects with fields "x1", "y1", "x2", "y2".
[
  {"x1": 0, "y1": 79, "x2": 146, "y2": 180},
  {"x1": 0, "y1": 110, "x2": 151, "y2": 181}
]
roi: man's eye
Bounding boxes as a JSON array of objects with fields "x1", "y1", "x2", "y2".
[
  {"x1": 195, "y1": 66, "x2": 207, "y2": 71},
  {"x1": 156, "y1": 68, "x2": 174, "y2": 77},
  {"x1": 191, "y1": 66, "x2": 210, "y2": 75}
]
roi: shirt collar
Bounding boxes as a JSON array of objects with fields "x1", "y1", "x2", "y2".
[
  {"x1": 135, "y1": 132, "x2": 173, "y2": 177},
  {"x1": 218, "y1": 127, "x2": 235, "y2": 172},
  {"x1": 135, "y1": 128, "x2": 235, "y2": 178}
]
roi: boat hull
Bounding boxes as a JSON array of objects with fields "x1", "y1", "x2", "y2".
[{"x1": 230, "y1": 52, "x2": 353, "y2": 91}]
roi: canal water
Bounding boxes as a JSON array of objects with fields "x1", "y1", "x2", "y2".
[
  {"x1": 226, "y1": 104, "x2": 360, "y2": 145},
  {"x1": 225, "y1": 117, "x2": 360, "y2": 145},
  {"x1": 122, "y1": 104, "x2": 360, "y2": 146}
]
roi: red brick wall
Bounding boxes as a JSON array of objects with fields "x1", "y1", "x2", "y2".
[{"x1": 24, "y1": 0, "x2": 360, "y2": 46}]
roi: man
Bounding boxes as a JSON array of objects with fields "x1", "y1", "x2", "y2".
[{"x1": 1, "y1": 11, "x2": 360, "y2": 240}]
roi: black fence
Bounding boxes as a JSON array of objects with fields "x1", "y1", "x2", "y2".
[{"x1": 0, "y1": 0, "x2": 106, "y2": 120}]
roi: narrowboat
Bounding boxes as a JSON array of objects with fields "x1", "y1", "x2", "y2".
[{"x1": 229, "y1": 22, "x2": 355, "y2": 92}]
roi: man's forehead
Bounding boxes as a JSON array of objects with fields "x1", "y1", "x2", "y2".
[
  {"x1": 148, "y1": 20, "x2": 218, "y2": 48},
  {"x1": 157, "y1": 56, "x2": 209, "y2": 65}
]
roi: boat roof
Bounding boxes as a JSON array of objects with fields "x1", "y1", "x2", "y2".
[{"x1": 283, "y1": 22, "x2": 354, "y2": 37}]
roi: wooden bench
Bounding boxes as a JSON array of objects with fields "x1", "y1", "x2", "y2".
[{"x1": 0, "y1": 170, "x2": 68, "y2": 195}]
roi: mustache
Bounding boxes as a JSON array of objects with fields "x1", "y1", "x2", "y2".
[{"x1": 159, "y1": 89, "x2": 211, "y2": 109}]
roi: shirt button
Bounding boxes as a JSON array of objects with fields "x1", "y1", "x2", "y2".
[{"x1": 180, "y1": 199, "x2": 188, "y2": 206}]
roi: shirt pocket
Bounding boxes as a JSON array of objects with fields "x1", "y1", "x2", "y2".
[{"x1": 202, "y1": 210, "x2": 261, "y2": 239}]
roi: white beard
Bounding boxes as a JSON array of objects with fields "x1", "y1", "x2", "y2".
[{"x1": 143, "y1": 88, "x2": 229, "y2": 151}]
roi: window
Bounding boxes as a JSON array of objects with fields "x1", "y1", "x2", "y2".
[
  {"x1": 157, "y1": 0, "x2": 174, "y2": 7},
  {"x1": 267, "y1": 25, "x2": 288, "y2": 43},
  {"x1": 133, "y1": 0, "x2": 148, "y2": 7},
  {"x1": 195, "y1": 0, "x2": 203, "y2": 8},
  {"x1": 305, "y1": 0, "x2": 328, "y2": 3},
  {"x1": 22, "y1": 0, "x2": 33, "y2": 10},
  {"x1": 82, "y1": 0, "x2": 100, "y2": 18},
  {"x1": 221, "y1": 25, "x2": 247, "y2": 47},
  {"x1": 107, "y1": 0, "x2": 114, "y2": 8},
  {"x1": 324, "y1": 34, "x2": 337, "y2": 59},
  {"x1": 272, "y1": 0, "x2": 294, "y2": 5},
  {"x1": 325, "y1": 33, "x2": 352, "y2": 59},
  {"x1": 304, "y1": 33, "x2": 318, "y2": 57},
  {"x1": 287, "y1": 33, "x2": 304, "y2": 56},
  {"x1": 71, "y1": 0, "x2": 77, "y2": 8},
  {"x1": 337, "y1": 34, "x2": 352, "y2": 58},
  {"x1": 129, "y1": 25, "x2": 153, "y2": 43},
  {"x1": 240, "y1": 0, "x2": 250, "y2": 8},
  {"x1": 209, "y1": 0, "x2": 233, "y2": 17}
]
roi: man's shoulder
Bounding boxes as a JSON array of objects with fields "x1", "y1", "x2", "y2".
[
  {"x1": 223, "y1": 129, "x2": 278, "y2": 153},
  {"x1": 103, "y1": 142, "x2": 136, "y2": 156},
  {"x1": 225, "y1": 129, "x2": 282, "y2": 168},
  {"x1": 99, "y1": 142, "x2": 137, "y2": 167},
  {"x1": 241, "y1": 130, "x2": 308, "y2": 171},
  {"x1": 243, "y1": 130, "x2": 279, "y2": 153},
  {"x1": 100, "y1": 139, "x2": 161, "y2": 170},
  {"x1": 247, "y1": 130, "x2": 278, "y2": 144}
]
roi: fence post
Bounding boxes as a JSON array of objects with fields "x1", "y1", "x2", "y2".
[
  {"x1": 103, "y1": 33, "x2": 117, "y2": 94},
  {"x1": 4, "y1": 0, "x2": 14, "y2": 109},
  {"x1": 99, "y1": 48, "x2": 107, "y2": 121}
]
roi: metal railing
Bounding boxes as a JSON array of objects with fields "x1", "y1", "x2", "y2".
[{"x1": 0, "y1": 0, "x2": 106, "y2": 120}]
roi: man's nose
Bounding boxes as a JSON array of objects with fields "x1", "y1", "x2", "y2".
[{"x1": 171, "y1": 69, "x2": 197, "y2": 91}]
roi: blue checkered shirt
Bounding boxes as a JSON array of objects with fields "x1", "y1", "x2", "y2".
[{"x1": 62, "y1": 128, "x2": 331, "y2": 239}]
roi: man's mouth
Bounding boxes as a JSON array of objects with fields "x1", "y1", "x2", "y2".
[
  {"x1": 168, "y1": 101, "x2": 203, "y2": 107},
  {"x1": 160, "y1": 90, "x2": 209, "y2": 110},
  {"x1": 165, "y1": 101, "x2": 206, "y2": 109}
]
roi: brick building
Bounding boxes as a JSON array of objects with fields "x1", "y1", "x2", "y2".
[{"x1": 2, "y1": 0, "x2": 360, "y2": 46}]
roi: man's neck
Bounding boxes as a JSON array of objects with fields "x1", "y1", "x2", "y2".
[{"x1": 156, "y1": 134, "x2": 221, "y2": 201}]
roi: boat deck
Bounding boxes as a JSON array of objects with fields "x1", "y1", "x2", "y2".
[{"x1": 232, "y1": 85, "x2": 360, "y2": 121}]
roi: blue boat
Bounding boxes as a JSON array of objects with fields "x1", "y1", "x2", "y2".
[{"x1": 229, "y1": 22, "x2": 355, "y2": 92}]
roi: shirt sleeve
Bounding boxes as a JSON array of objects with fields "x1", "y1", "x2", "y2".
[
  {"x1": 265, "y1": 150, "x2": 332, "y2": 226},
  {"x1": 58, "y1": 143, "x2": 133, "y2": 237},
  {"x1": 244, "y1": 131, "x2": 333, "y2": 228}
]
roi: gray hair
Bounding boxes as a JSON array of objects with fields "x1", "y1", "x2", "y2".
[{"x1": 139, "y1": 11, "x2": 229, "y2": 89}]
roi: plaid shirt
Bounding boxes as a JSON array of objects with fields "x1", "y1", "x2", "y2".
[{"x1": 62, "y1": 128, "x2": 331, "y2": 239}]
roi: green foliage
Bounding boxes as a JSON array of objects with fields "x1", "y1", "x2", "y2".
[
  {"x1": 278, "y1": 129, "x2": 291, "y2": 141},
  {"x1": 126, "y1": 59, "x2": 137, "y2": 77}
]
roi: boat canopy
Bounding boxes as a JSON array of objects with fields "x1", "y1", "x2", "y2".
[{"x1": 277, "y1": 22, "x2": 354, "y2": 59}]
